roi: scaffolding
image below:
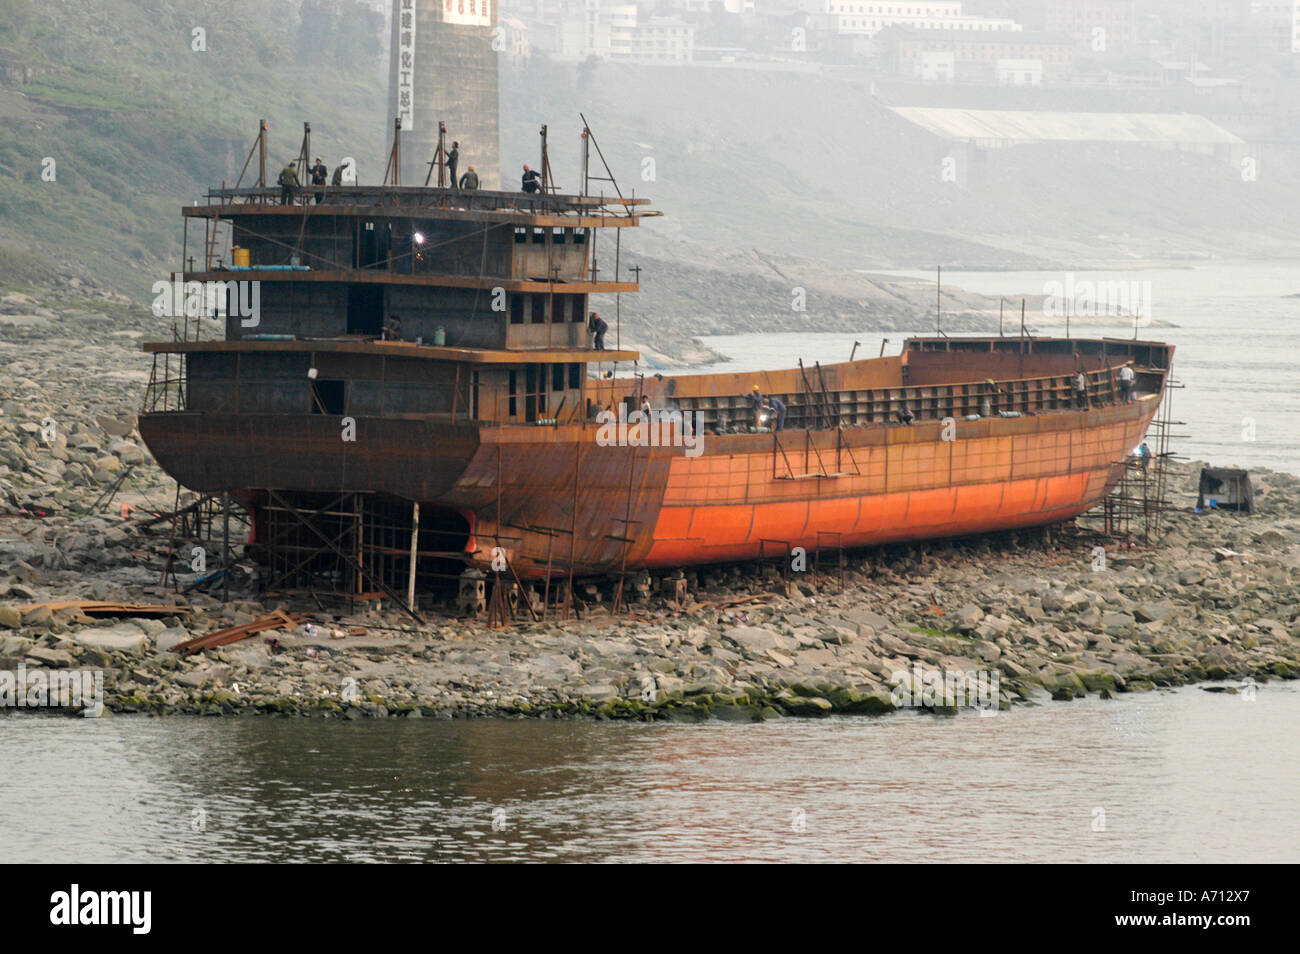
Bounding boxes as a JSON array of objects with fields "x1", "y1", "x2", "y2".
[{"x1": 1094, "y1": 378, "x2": 1185, "y2": 546}]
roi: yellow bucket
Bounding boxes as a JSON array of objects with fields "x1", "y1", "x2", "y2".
[{"x1": 232, "y1": 246, "x2": 251, "y2": 268}]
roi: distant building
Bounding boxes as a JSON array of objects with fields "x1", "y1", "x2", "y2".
[
  {"x1": 502, "y1": 16, "x2": 532, "y2": 66},
  {"x1": 549, "y1": 0, "x2": 697, "y2": 61},
  {"x1": 824, "y1": 1, "x2": 1021, "y2": 38},
  {"x1": 886, "y1": 26, "x2": 1074, "y2": 83},
  {"x1": 996, "y1": 57, "x2": 1043, "y2": 85},
  {"x1": 1042, "y1": 0, "x2": 1136, "y2": 53}
]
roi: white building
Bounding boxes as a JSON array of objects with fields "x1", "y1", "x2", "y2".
[
  {"x1": 996, "y1": 58, "x2": 1042, "y2": 86},
  {"x1": 919, "y1": 49, "x2": 954, "y2": 81},
  {"x1": 554, "y1": 0, "x2": 696, "y2": 61},
  {"x1": 825, "y1": 1, "x2": 1020, "y2": 38}
]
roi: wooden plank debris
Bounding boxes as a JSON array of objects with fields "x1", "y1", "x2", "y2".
[
  {"x1": 6, "y1": 600, "x2": 190, "y2": 619},
  {"x1": 173, "y1": 610, "x2": 304, "y2": 656}
]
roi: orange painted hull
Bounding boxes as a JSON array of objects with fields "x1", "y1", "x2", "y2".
[{"x1": 641, "y1": 400, "x2": 1152, "y2": 566}]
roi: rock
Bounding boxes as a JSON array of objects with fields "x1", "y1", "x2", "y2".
[
  {"x1": 1134, "y1": 601, "x2": 1174, "y2": 623},
  {"x1": 67, "y1": 624, "x2": 147, "y2": 653},
  {"x1": 1101, "y1": 612, "x2": 1135, "y2": 635},
  {"x1": 153, "y1": 627, "x2": 190, "y2": 652},
  {"x1": 726, "y1": 626, "x2": 789, "y2": 653},
  {"x1": 840, "y1": 608, "x2": 892, "y2": 635},
  {"x1": 25, "y1": 646, "x2": 76, "y2": 667},
  {"x1": 952, "y1": 603, "x2": 984, "y2": 631},
  {"x1": 1079, "y1": 670, "x2": 1118, "y2": 694},
  {"x1": 766, "y1": 649, "x2": 794, "y2": 667},
  {"x1": 711, "y1": 704, "x2": 759, "y2": 722},
  {"x1": 21, "y1": 604, "x2": 53, "y2": 626},
  {"x1": 579, "y1": 684, "x2": 618, "y2": 702},
  {"x1": 0, "y1": 606, "x2": 21, "y2": 629},
  {"x1": 797, "y1": 647, "x2": 836, "y2": 665},
  {"x1": 782, "y1": 695, "x2": 833, "y2": 716},
  {"x1": 97, "y1": 415, "x2": 136, "y2": 438},
  {"x1": 654, "y1": 675, "x2": 684, "y2": 698}
]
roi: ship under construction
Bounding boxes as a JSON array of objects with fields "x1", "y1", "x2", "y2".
[{"x1": 138, "y1": 121, "x2": 1174, "y2": 615}]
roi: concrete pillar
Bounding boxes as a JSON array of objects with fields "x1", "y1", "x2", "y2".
[{"x1": 388, "y1": 0, "x2": 501, "y2": 189}]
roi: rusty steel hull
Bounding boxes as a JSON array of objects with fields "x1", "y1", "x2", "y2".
[{"x1": 139, "y1": 392, "x2": 1162, "y2": 580}]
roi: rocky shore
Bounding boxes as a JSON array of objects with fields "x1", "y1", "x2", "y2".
[
  {"x1": 3, "y1": 455, "x2": 1298, "y2": 721},
  {"x1": 3, "y1": 286, "x2": 1299, "y2": 721}
]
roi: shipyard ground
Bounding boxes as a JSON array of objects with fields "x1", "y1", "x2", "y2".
[{"x1": 2, "y1": 287, "x2": 1299, "y2": 719}]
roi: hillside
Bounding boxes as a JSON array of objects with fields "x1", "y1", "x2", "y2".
[{"x1": 3, "y1": 2, "x2": 1300, "y2": 362}]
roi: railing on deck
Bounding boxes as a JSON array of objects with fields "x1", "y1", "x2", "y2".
[
  {"x1": 199, "y1": 185, "x2": 652, "y2": 221},
  {"x1": 675, "y1": 367, "x2": 1126, "y2": 434}
]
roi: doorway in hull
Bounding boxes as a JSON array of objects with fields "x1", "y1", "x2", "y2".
[{"x1": 346, "y1": 285, "x2": 384, "y2": 336}]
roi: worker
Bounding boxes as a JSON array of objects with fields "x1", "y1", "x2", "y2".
[
  {"x1": 1138, "y1": 442, "x2": 1152, "y2": 475},
  {"x1": 588, "y1": 311, "x2": 608, "y2": 351},
  {"x1": 522, "y1": 163, "x2": 542, "y2": 193},
  {"x1": 1073, "y1": 370, "x2": 1088, "y2": 409},
  {"x1": 769, "y1": 395, "x2": 786, "y2": 431},
  {"x1": 330, "y1": 159, "x2": 351, "y2": 187},
  {"x1": 748, "y1": 385, "x2": 764, "y2": 428},
  {"x1": 459, "y1": 165, "x2": 479, "y2": 191},
  {"x1": 382, "y1": 314, "x2": 403, "y2": 342},
  {"x1": 981, "y1": 377, "x2": 1000, "y2": 417},
  {"x1": 1119, "y1": 364, "x2": 1135, "y2": 403},
  {"x1": 308, "y1": 156, "x2": 328, "y2": 204},
  {"x1": 895, "y1": 403, "x2": 915, "y2": 425},
  {"x1": 748, "y1": 385, "x2": 785, "y2": 431},
  {"x1": 277, "y1": 162, "x2": 299, "y2": 205},
  {"x1": 447, "y1": 141, "x2": 459, "y2": 190}
]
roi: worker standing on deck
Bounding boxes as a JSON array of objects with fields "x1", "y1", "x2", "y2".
[
  {"x1": 1073, "y1": 370, "x2": 1088, "y2": 409},
  {"x1": 331, "y1": 159, "x2": 351, "y2": 187},
  {"x1": 309, "y1": 157, "x2": 328, "y2": 204},
  {"x1": 459, "y1": 165, "x2": 479, "y2": 191},
  {"x1": 522, "y1": 164, "x2": 542, "y2": 193},
  {"x1": 447, "y1": 141, "x2": 460, "y2": 190},
  {"x1": 278, "y1": 162, "x2": 299, "y2": 205},
  {"x1": 588, "y1": 311, "x2": 608, "y2": 351},
  {"x1": 1119, "y1": 363, "x2": 1136, "y2": 403}
]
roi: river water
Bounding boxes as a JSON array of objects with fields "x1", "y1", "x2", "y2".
[
  {"x1": 1, "y1": 683, "x2": 1296, "y2": 863},
  {"x1": 690, "y1": 261, "x2": 1300, "y2": 473}
]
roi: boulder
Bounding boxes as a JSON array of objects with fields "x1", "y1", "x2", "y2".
[
  {"x1": 1133, "y1": 601, "x2": 1174, "y2": 623},
  {"x1": 67, "y1": 624, "x2": 147, "y2": 653},
  {"x1": 840, "y1": 608, "x2": 892, "y2": 635},
  {"x1": 153, "y1": 627, "x2": 190, "y2": 652},
  {"x1": 25, "y1": 646, "x2": 76, "y2": 667},
  {"x1": 726, "y1": 626, "x2": 789, "y2": 653},
  {"x1": 1102, "y1": 612, "x2": 1135, "y2": 635},
  {"x1": 952, "y1": 603, "x2": 985, "y2": 631},
  {"x1": 782, "y1": 695, "x2": 833, "y2": 716}
]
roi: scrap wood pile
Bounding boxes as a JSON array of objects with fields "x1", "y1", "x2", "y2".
[
  {"x1": 173, "y1": 609, "x2": 305, "y2": 656},
  {"x1": 7, "y1": 600, "x2": 190, "y2": 619}
]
